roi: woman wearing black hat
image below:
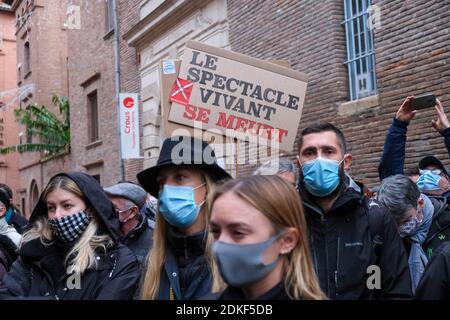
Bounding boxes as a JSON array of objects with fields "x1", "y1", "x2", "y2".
[
  {"x1": 0, "y1": 172, "x2": 141, "y2": 299},
  {"x1": 137, "y1": 136, "x2": 231, "y2": 300}
]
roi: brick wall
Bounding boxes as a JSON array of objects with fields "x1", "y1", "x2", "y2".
[
  {"x1": 0, "y1": 8, "x2": 20, "y2": 207},
  {"x1": 228, "y1": 0, "x2": 450, "y2": 187},
  {"x1": 67, "y1": 0, "x2": 121, "y2": 187},
  {"x1": 12, "y1": 0, "x2": 70, "y2": 216},
  {"x1": 118, "y1": 0, "x2": 143, "y2": 183},
  {"x1": 368, "y1": 0, "x2": 450, "y2": 185},
  {"x1": 228, "y1": 0, "x2": 348, "y2": 177}
]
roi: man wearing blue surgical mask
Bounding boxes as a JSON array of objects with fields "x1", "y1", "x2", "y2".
[
  {"x1": 416, "y1": 156, "x2": 450, "y2": 198},
  {"x1": 379, "y1": 96, "x2": 450, "y2": 201},
  {"x1": 297, "y1": 122, "x2": 412, "y2": 300}
]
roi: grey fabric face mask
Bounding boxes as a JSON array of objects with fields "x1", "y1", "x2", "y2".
[{"x1": 213, "y1": 233, "x2": 281, "y2": 288}]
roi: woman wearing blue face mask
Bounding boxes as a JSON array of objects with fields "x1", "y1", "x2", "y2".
[
  {"x1": 208, "y1": 175, "x2": 325, "y2": 300},
  {"x1": 137, "y1": 136, "x2": 231, "y2": 300}
]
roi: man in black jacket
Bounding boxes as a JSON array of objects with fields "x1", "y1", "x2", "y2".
[
  {"x1": 414, "y1": 241, "x2": 450, "y2": 299},
  {"x1": 297, "y1": 122, "x2": 412, "y2": 299},
  {"x1": 104, "y1": 182, "x2": 153, "y2": 264}
]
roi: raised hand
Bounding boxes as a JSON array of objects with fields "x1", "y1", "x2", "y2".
[
  {"x1": 396, "y1": 96, "x2": 416, "y2": 122},
  {"x1": 431, "y1": 98, "x2": 450, "y2": 133}
]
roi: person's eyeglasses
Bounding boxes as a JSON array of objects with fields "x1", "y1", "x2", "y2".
[
  {"x1": 115, "y1": 206, "x2": 136, "y2": 215},
  {"x1": 419, "y1": 168, "x2": 443, "y2": 176}
]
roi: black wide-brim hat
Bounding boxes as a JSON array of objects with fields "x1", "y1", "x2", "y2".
[{"x1": 137, "y1": 136, "x2": 232, "y2": 197}]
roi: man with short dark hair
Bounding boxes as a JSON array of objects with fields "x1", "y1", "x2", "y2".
[
  {"x1": 104, "y1": 182, "x2": 153, "y2": 264},
  {"x1": 297, "y1": 122, "x2": 412, "y2": 299}
]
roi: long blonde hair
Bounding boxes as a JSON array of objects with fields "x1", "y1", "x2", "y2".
[
  {"x1": 140, "y1": 171, "x2": 216, "y2": 300},
  {"x1": 22, "y1": 176, "x2": 114, "y2": 277},
  {"x1": 208, "y1": 175, "x2": 326, "y2": 300}
]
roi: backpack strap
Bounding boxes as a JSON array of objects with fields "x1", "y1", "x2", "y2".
[{"x1": 363, "y1": 197, "x2": 385, "y2": 259}]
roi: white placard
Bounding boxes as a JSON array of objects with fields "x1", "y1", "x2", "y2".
[{"x1": 119, "y1": 93, "x2": 140, "y2": 159}]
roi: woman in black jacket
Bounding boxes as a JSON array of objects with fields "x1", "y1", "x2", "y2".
[
  {"x1": 208, "y1": 175, "x2": 325, "y2": 300},
  {"x1": 0, "y1": 172, "x2": 141, "y2": 300},
  {"x1": 137, "y1": 136, "x2": 231, "y2": 300}
]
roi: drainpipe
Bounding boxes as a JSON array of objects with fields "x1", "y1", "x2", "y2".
[{"x1": 112, "y1": 0, "x2": 125, "y2": 180}]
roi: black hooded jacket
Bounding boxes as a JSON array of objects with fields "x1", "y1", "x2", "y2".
[
  {"x1": 0, "y1": 172, "x2": 141, "y2": 300},
  {"x1": 0, "y1": 234, "x2": 18, "y2": 280},
  {"x1": 301, "y1": 184, "x2": 412, "y2": 299}
]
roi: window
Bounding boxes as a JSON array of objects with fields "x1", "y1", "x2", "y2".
[
  {"x1": 343, "y1": 0, "x2": 377, "y2": 100},
  {"x1": 17, "y1": 63, "x2": 21, "y2": 82},
  {"x1": 21, "y1": 198, "x2": 25, "y2": 217},
  {"x1": 87, "y1": 90, "x2": 99, "y2": 142},
  {"x1": 105, "y1": 0, "x2": 115, "y2": 33},
  {"x1": 24, "y1": 41, "x2": 30, "y2": 74}
]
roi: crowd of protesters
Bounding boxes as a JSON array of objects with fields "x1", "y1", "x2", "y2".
[{"x1": 0, "y1": 95, "x2": 449, "y2": 299}]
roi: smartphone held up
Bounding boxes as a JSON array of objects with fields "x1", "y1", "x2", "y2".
[{"x1": 411, "y1": 94, "x2": 436, "y2": 110}]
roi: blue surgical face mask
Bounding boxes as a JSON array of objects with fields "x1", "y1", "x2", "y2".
[
  {"x1": 416, "y1": 171, "x2": 441, "y2": 191},
  {"x1": 301, "y1": 157, "x2": 344, "y2": 197},
  {"x1": 158, "y1": 183, "x2": 205, "y2": 229},
  {"x1": 213, "y1": 234, "x2": 281, "y2": 288}
]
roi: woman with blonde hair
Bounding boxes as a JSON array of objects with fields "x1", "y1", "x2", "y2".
[
  {"x1": 137, "y1": 136, "x2": 231, "y2": 300},
  {"x1": 209, "y1": 175, "x2": 326, "y2": 300},
  {"x1": 0, "y1": 172, "x2": 141, "y2": 299}
]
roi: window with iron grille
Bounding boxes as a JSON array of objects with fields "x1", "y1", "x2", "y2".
[{"x1": 343, "y1": 0, "x2": 377, "y2": 100}]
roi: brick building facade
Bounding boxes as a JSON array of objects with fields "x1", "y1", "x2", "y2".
[
  {"x1": 10, "y1": 0, "x2": 70, "y2": 217},
  {"x1": 2, "y1": 0, "x2": 448, "y2": 207},
  {"x1": 0, "y1": 1, "x2": 20, "y2": 208},
  {"x1": 122, "y1": 0, "x2": 450, "y2": 186},
  {"x1": 67, "y1": 0, "x2": 120, "y2": 187},
  {"x1": 118, "y1": 0, "x2": 144, "y2": 182},
  {"x1": 227, "y1": 0, "x2": 450, "y2": 186},
  {"x1": 67, "y1": 0, "x2": 145, "y2": 187}
]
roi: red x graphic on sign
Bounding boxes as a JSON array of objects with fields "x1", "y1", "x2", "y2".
[{"x1": 170, "y1": 78, "x2": 193, "y2": 106}]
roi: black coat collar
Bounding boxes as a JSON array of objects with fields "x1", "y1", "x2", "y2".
[
  {"x1": 219, "y1": 282, "x2": 291, "y2": 300},
  {"x1": 167, "y1": 226, "x2": 206, "y2": 260}
]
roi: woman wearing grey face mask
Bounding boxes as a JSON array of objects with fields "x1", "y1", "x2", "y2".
[{"x1": 207, "y1": 175, "x2": 326, "y2": 300}]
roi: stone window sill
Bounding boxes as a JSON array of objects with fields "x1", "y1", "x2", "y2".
[
  {"x1": 86, "y1": 140, "x2": 102, "y2": 150},
  {"x1": 338, "y1": 94, "x2": 379, "y2": 116}
]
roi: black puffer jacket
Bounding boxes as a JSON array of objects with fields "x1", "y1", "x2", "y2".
[
  {"x1": 217, "y1": 282, "x2": 291, "y2": 300},
  {"x1": 121, "y1": 214, "x2": 153, "y2": 264},
  {"x1": 414, "y1": 241, "x2": 450, "y2": 300},
  {"x1": 302, "y1": 185, "x2": 412, "y2": 299},
  {"x1": 423, "y1": 197, "x2": 450, "y2": 258},
  {"x1": 156, "y1": 227, "x2": 211, "y2": 300},
  {"x1": 0, "y1": 234, "x2": 18, "y2": 280},
  {"x1": 0, "y1": 172, "x2": 141, "y2": 300}
]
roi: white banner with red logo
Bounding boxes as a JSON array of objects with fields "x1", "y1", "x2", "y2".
[{"x1": 119, "y1": 93, "x2": 140, "y2": 159}]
